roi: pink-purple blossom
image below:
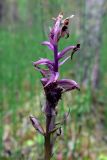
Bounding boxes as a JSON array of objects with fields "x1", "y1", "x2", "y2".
[
  {"x1": 30, "y1": 12, "x2": 81, "y2": 159},
  {"x1": 33, "y1": 12, "x2": 80, "y2": 93}
]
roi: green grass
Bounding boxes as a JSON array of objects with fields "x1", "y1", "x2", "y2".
[
  {"x1": 0, "y1": 25, "x2": 43, "y2": 149},
  {"x1": 0, "y1": 26, "x2": 40, "y2": 107}
]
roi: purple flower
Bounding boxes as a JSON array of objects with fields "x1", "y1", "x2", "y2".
[
  {"x1": 31, "y1": 13, "x2": 80, "y2": 159},
  {"x1": 33, "y1": 13, "x2": 80, "y2": 96}
]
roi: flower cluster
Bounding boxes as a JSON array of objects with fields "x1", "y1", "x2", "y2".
[
  {"x1": 33, "y1": 12, "x2": 80, "y2": 115},
  {"x1": 30, "y1": 12, "x2": 80, "y2": 159}
]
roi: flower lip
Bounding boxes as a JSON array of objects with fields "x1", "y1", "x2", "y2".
[
  {"x1": 73, "y1": 44, "x2": 80, "y2": 51},
  {"x1": 71, "y1": 43, "x2": 80, "y2": 59}
]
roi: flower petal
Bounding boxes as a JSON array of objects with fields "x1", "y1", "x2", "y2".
[
  {"x1": 49, "y1": 12, "x2": 63, "y2": 44},
  {"x1": 58, "y1": 46, "x2": 75, "y2": 60},
  {"x1": 45, "y1": 72, "x2": 59, "y2": 87},
  {"x1": 34, "y1": 66, "x2": 50, "y2": 77},
  {"x1": 41, "y1": 78, "x2": 48, "y2": 86},
  {"x1": 33, "y1": 58, "x2": 54, "y2": 71},
  {"x1": 53, "y1": 13, "x2": 63, "y2": 43},
  {"x1": 33, "y1": 58, "x2": 54, "y2": 66},
  {"x1": 59, "y1": 56, "x2": 70, "y2": 66},
  {"x1": 57, "y1": 79, "x2": 80, "y2": 92},
  {"x1": 53, "y1": 28, "x2": 61, "y2": 44},
  {"x1": 42, "y1": 41, "x2": 54, "y2": 51}
]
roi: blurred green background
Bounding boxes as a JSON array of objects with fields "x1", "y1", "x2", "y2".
[{"x1": 0, "y1": 0, "x2": 107, "y2": 159}]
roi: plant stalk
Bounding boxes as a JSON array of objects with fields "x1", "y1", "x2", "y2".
[
  {"x1": 54, "y1": 45, "x2": 58, "y2": 72},
  {"x1": 44, "y1": 115, "x2": 55, "y2": 160}
]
